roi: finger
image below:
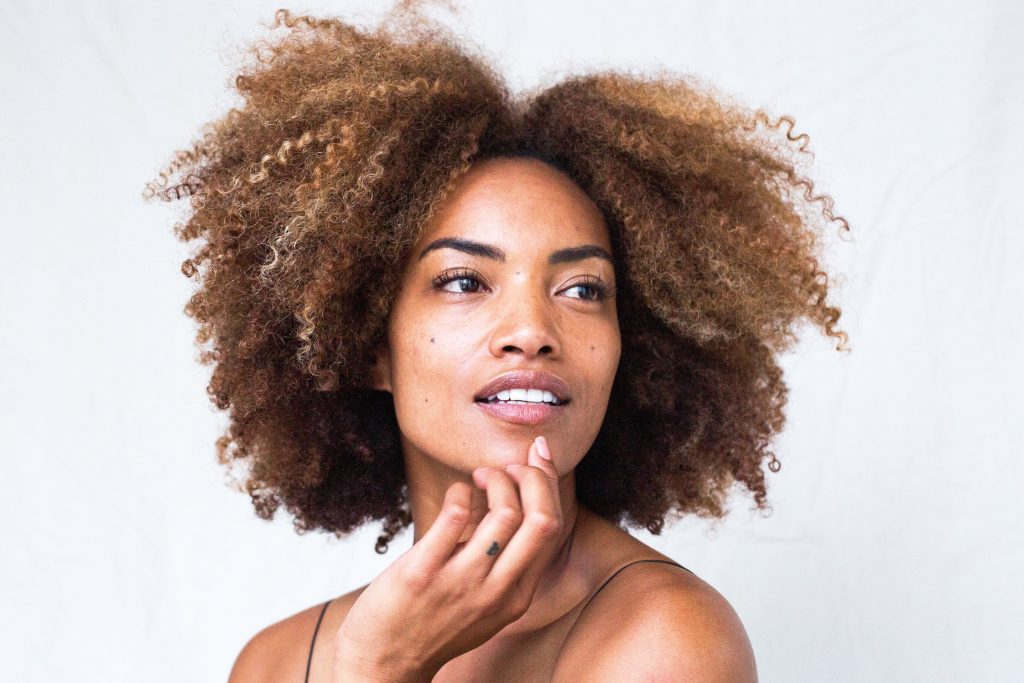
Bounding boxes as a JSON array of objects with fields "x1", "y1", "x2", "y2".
[
  {"x1": 451, "y1": 467, "x2": 523, "y2": 575},
  {"x1": 410, "y1": 480, "x2": 474, "y2": 573},
  {"x1": 527, "y1": 435, "x2": 560, "y2": 488},
  {"x1": 516, "y1": 436, "x2": 561, "y2": 513},
  {"x1": 488, "y1": 437, "x2": 564, "y2": 590}
]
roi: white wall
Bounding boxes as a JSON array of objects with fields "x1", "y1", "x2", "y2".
[{"x1": 2, "y1": 1, "x2": 1020, "y2": 680}]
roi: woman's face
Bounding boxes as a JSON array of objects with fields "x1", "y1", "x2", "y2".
[{"x1": 372, "y1": 156, "x2": 621, "y2": 477}]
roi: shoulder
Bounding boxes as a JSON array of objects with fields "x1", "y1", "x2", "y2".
[
  {"x1": 227, "y1": 587, "x2": 366, "y2": 683},
  {"x1": 552, "y1": 561, "x2": 757, "y2": 682}
]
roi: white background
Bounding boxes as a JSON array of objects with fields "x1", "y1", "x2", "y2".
[{"x1": 2, "y1": 1, "x2": 1021, "y2": 681}]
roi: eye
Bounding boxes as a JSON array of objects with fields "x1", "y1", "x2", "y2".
[
  {"x1": 563, "y1": 277, "x2": 612, "y2": 301},
  {"x1": 432, "y1": 268, "x2": 486, "y2": 294}
]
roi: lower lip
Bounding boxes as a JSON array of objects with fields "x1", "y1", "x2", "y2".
[{"x1": 474, "y1": 400, "x2": 568, "y2": 425}]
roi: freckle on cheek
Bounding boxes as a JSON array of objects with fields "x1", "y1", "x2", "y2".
[{"x1": 430, "y1": 337, "x2": 435, "y2": 343}]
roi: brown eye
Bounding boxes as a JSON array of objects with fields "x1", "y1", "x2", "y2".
[
  {"x1": 565, "y1": 283, "x2": 600, "y2": 300},
  {"x1": 444, "y1": 276, "x2": 482, "y2": 293},
  {"x1": 563, "y1": 277, "x2": 610, "y2": 301},
  {"x1": 432, "y1": 268, "x2": 486, "y2": 294}
]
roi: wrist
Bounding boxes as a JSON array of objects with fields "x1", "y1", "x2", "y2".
[{"x1": 333, "y1": 628, "x2": 441, "y2": 682}]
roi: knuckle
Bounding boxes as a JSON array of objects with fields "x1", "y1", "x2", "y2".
[
  {"x1": 448, "y1": 582, "x2": 472, "y2": 604},
  {"x1": 475, "y1": 592, "x2": 504, "y2": 618},
  {"x1": 526, "y1": 511, "x2": 562, "y2": 536},
  {"x1": 493, "y1": 505, "x2": 523, "y2": 529},
  {"x1": 446, "y1": 504, "x2": 470, "y2": 525},
  {"x1": 451, "y1": 481, "x2": 474, "y2": 496},
  {"x1": 401, "y1": 564, "x2": 433, "y2": 591}
]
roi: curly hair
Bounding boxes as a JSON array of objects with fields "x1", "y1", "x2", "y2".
[{"x1": 144, "y1": 6, "x2": 849, "y2": 554}]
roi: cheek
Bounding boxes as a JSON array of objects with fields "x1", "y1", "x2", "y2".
[
  {"x1": 388, "y1": 326, "x2": 482, "y2": 462},
  {"x1": 587, "y1": 322, "x2": 621, "y2": 391},
  {"x1": 393, "y1": 330, "x2": 437, "y2": 399},
  {"x1": 390, "y1": 325, "x2": 466, "y2": 416}
]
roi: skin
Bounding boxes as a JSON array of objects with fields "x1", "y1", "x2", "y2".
[
  {"x1": 371, "y1": 154, "x2": 621, "y2": 584},
  {"x1": 227, "y1": 157, "x2": 758, "y2": 682}
]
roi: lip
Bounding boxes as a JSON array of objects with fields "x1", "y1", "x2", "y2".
[
  {"x1": 474, "y1": 370, "x2": 572, "y2": 403},
  {"x1": 475, "y1": 399, "x2": 567, "y2": 426}
]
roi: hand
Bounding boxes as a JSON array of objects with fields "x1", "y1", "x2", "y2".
[{"x1": 331, "y1": 436, "x2": 564, "y2": 682}]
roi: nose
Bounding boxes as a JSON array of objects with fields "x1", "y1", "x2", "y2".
[{"x1": 487, "y1": 286, "x2": 561, "y2": 359}]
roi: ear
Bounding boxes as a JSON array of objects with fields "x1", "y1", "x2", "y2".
[{"x1": 369, "y1": 343, "x2": 392, "y2": 393}]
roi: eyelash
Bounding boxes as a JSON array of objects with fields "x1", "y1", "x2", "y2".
[{"x1": 431, "y1": 268, "x2": 612, "y2": 301}]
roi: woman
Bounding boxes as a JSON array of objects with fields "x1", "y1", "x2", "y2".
[{"x1": 146, "y1": 5, "x2": 848, "y2": 681}]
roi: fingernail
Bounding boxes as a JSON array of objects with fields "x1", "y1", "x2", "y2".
[{"x1": 537, "y1": 436, "x2": 552, "y2": 461}]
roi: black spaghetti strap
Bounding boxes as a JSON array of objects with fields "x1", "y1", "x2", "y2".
[
  {"x1": 581, "y1": 559, "x2": 693, "y2": 614},
  {"x1": 305, "y1": 599, "x2": 333, "y2": 683}
]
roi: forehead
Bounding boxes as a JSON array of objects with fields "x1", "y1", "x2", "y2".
[{"x1": 417, "y1": 156, "x2": 611, "y2": 251}]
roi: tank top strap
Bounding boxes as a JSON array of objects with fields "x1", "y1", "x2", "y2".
[
  {"x1": 581, "y1": 559, "x2": 693, "y2": 615},
  {"x1": 305, "y1": 598, "x2": 334, "y2": 683}
]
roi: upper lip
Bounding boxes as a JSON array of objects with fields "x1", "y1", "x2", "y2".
[{"x1": 474, "y1": 370, "x2": 571, "y2": 403}]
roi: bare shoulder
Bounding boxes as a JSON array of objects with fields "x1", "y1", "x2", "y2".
[
  {"x1": 227, "y1": 586, "x2": 367, "y2": 683},
  {"x1": 552, "y1": 562, "x2": 757, "y2": 682}
]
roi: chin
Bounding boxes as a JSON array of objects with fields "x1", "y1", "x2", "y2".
[{"x1": 481, "y1": 440, "x2": 533, "y2": 467}]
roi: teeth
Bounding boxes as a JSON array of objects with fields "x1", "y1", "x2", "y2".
[{"x1": 485, "y1": 388, "x2": 561, "y2": 405}]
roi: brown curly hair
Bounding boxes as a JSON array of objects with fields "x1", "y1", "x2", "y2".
[{"x1": 144, "y1": 6, "x2": 850, "y2": 554}]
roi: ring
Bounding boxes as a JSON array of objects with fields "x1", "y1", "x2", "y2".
[{"x1": 486, "y1": 541, "x2": 501, "y2": 556}]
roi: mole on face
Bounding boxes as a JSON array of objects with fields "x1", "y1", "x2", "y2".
[{"x1": 430, "y1": 337, "x2": 435, "y2": 343}]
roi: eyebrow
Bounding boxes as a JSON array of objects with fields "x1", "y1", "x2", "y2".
[{"x1": 418, "y1": 237, "x2": 613, "y2": 265}]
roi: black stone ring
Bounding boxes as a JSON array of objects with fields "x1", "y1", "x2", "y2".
[{"x1": 486, "y1": 541, "x2": 501, "y2": 556}]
